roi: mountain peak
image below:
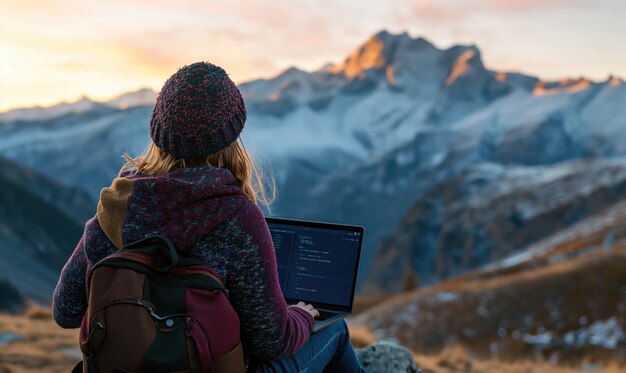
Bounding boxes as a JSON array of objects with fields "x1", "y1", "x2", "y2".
[
  {"x1": 329, "y1": 30, "x2": 435, "y2": 79},
  {"x1": 279, "y1": 66, "x2": 306, "y2": 77},
  {"x1": 373, "y1": 29, "x2": 392, "y2": 40},
  {"x1": 608, "y1": 75, "x2": 623, "y2": 86},
  {"x1": 76, "y1": 95, "x2": 93, "y2": 103},
  {"x1": 106, "y1": 88, "x2": 157, "y2": 110},
  {"x1": 374, "y1": 29, "x2": 409, "y2": 42}
]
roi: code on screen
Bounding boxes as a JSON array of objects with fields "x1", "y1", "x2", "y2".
[{"x1": 270, "y1": 224, "x2": 361, "y2": 307}]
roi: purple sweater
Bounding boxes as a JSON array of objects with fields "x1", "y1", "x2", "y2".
[{"x1": 52, "y1": 166, "x2": 313, "y2": 365}]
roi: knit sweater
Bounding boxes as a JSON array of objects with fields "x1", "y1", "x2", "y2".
[{"x1": 52, "y1": 166, "x2": 314, "y2": 366}]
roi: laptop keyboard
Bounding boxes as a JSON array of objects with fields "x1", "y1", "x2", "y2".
[{"x1": 317, "y1": 310, "x2": 337, "y2": 321}]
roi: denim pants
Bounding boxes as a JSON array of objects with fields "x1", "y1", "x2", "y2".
[{"x1": 250, "y1": 320, "x2": 366, "y2": 372}]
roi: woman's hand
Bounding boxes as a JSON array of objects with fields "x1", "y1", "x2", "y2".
[{"x1": 294, "y1": 301, "x2": 320, "y2": 318}]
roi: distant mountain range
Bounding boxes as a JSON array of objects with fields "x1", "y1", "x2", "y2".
[
  {"x1": 0, "y1": 88, "x2": 157, "y2": 123},
  {"x1": 1, "y1": 30, "x2": 625, "y2": 300}
]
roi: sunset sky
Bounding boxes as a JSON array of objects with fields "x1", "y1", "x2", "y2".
[{"x1": 1, "y1": 0, "x2": 624, "y2": 111}]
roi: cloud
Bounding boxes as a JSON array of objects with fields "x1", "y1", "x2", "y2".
[
  {"x1": 1, "y1": 0, "x2": 620, "y2": 110},
  {"x1": 404, "y1": 0, "x2": 588, "y2": 25},
  {"x1": 92, "y1": 26, "x2": 281, "y2": 86},
  {"x1": 486, "y1": 0, "x2": 583, "y2": 12}
]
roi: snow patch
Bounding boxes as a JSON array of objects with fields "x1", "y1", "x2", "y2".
[
  {"x1": 563, "y1": 317, "x2": 626, "y2": 349},
  {"x1": 0, "y1": 332, "x2": 22, "y2": 345},
  {"x1": 523, "y1": 331, "x2": 553, "y2": 346},
  {"x1": 435, "y1": 292, "x2": 458, "y2": 303}
]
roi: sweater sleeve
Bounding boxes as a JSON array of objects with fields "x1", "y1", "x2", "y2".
[
  {"x1": 228, "y1": 202, "x2": 314, "y2": 361},
  {"x1": 52, "y1": 224, "x2": 90, "y2": 328}
]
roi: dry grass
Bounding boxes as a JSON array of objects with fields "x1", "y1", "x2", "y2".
[
  {"x1": 2, "y1": 311, "x2": 623, "y2": 372},
  {"x1": 412, "y1": 344, "x2": 626, "y2": 373},
  {"x1": 353, "y1": 246, "x2": 626, "y2": 371},
  {"x1": 25, "y1": 306, "x2": 52, "y2": 321},
  {"x1": 0, "y1": 313, "x2": 80, "y2": 372},
  {"x1": 349, "y1": 323, "x2": 626, "y2": 373},
  {"x1": 353, "y1": 294, "x2": 391, "y2": 316},
  {"x1": 348, "y1": 323, "x2": 378, "y2": 348}
]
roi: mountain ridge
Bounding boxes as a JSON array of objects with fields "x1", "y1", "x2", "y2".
[
  {"x1": 0, "y1": 88, "x2": 157, "y2": 123},
  {"x1": 2, "y1": 31, "x2": 621, "y2": 121}
]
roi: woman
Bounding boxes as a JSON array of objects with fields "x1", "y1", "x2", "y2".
[{"x1": 52, "y1": 62, "x2": 365, "y2": 372}]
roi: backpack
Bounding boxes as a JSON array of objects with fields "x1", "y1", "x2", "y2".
[{"x1": 74, "y1": 235, "x2": 244, "y2": 373}]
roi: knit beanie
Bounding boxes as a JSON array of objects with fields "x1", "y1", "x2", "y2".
[{"x1": 149, "y1": 62, "x2": 247, "y2": 158}]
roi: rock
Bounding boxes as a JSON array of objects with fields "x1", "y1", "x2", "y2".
[
  {"x1": 355, "y1": 340, "x2": 421, "y2": 373},
  {"x1": 0, "y1": 332, "x2": 23, "y2": 345}
]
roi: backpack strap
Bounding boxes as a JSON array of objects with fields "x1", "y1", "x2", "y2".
[
  {"x1": 87, "y1": 236, "x2": 179, "y2": 289},
  {"x1": 119, "y1": 235, "x2": 179, "y2": 272}
]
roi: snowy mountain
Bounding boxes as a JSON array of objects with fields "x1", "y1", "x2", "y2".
[
  {"x1": 0, "y1": 30, "x2": 625, "y2": 291},
  {"x1": 241, "y1": 31, "x2": 538, "y2": 161},
  {"x1": 0, "y1": 105, "x2": 154, "y2": 196}
]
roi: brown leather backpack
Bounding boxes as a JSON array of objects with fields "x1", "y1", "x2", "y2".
[{"x1": 74, "y1": 236, "x2": 244, "y2": 373}]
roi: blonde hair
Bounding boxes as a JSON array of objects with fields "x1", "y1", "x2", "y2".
[{"x1": 120, "y1": 139, "x2": 275, "y2": 208}]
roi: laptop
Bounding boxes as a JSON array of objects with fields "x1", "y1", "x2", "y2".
[{"x1": 266, "y1": 217, "x2": 364, "y2": 332}]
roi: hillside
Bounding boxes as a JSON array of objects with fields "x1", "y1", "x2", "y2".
[
  {"x1": 353, "y1": 202, "x2": 626, "y2": 371},
  {"x1": 367, "y1": 157, "x2": 626, "y2": 292},
  {"x1": 0, "y1": 157, "x2": 92, "y2": 304}
]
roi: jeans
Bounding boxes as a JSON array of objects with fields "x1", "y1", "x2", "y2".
[{"x1": 250, "y1": 320, "x2": 365, "y2": 373}]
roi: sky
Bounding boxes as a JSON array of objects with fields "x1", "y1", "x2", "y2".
[{"x1": 1, "y1": 0, "x2": 625, "y2": 111}]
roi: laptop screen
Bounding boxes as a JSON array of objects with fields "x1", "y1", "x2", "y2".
[{"x1": 266, "y1": 218, "x2": 363, "y2": 309}]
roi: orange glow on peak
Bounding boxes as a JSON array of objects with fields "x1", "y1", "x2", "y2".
[
  {"x1": 609, "y1": 76, "x2": 623, "y2": 86},
  {"x1": 330, "y1": 37, "x2": 386, "y2": 79},
  {"x1": 566, "y1": 79, "x2": 591, "y2": 94},
  {"x1": 495, "y1": 72, "x2": 507, "y2": 82},
  {"x1": 554, "y1": 77, "x2": 590, "y2": 89},
  {"x1": 386, "y1": 65, "x2": 397, "y2": 86},
  {"x1": 533, "y1": 82, "x2": 555, "y2": 96},
  {"x1": 559, "y1": 77, "x2": 573, "y2": 86},
  {"x1": 533, "y1": 78, "x2": 592, "y2": 96},
  {"x1": 445, "y1": 50, "x2": 475, "y2": 86},
  {"x1": 268, "y1": 92, "x2": 281, "y2": 102}
]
